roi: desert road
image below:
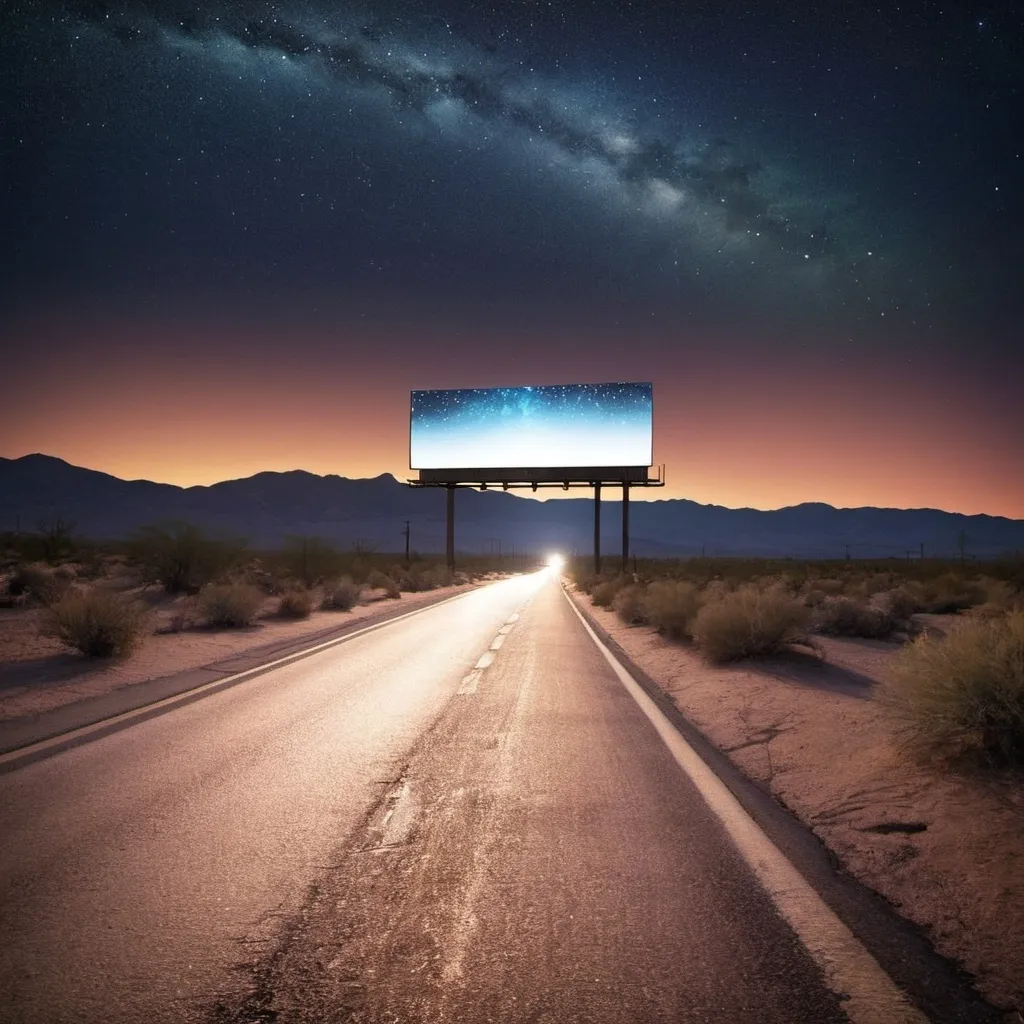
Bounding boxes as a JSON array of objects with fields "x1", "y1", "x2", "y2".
[{"x1": 0, "y1": 571, "x2": 993, "y2": 1023}]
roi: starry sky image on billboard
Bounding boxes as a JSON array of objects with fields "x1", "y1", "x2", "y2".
[{"x1": 410, "y1": 383, "x2": 653, "y2": 470}]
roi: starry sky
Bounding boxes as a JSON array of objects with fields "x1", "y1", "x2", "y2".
[
  {"x1": 2, "y1": 1, "x2": 1021, "y2": 515},
  {"x1": 411, "y1": 383, "x2": 653, "y2": 468}
]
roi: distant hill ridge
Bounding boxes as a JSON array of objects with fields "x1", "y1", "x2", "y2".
[{"x1": 2, "y1": 454, "x2": 1022, "y2": 559}]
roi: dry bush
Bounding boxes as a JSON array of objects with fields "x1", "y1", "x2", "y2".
[
  {"x1": 419, "y1": 565, "x2": 454, "y2": 590},
  {"x1": 644, "y1": 580, "x2": 702, "y2": 640},
  {"x1": 850, "y1": 572, "x2": 898, "y2": 600},
  {"x1": 130, "y1": 522, "x2": 247, "y2": 593},
  {"x1": 907, "y1": 573, "x2": 984, "y2": 614},
  {"x1": 692, "y1": 583, "x2": 810, "y2": 664},
  {"x1": 881, "y1": 611, "x2": 1024, "y2": 769},
  {"x1": 48, "y1": 588, "x2": 149, "y2": 657},
  {"x1": 277, "y1": 588, "x2": 314, "y2": 619},
  {"x1": 280, "y1": 536, "x2": 345, "y2": 587},
  {"x1": 970, "y1": 579, "x2": 1022, "y2": 619},
  {"x1": 6, "y1": 566, "x2": 72, "y2": 606},
  {"x1": 815, "y1": 596, "x2": 900, "y2": 639},
  {"x1": 366, "y1": 569, "x2": 400, "y2": 599},
  {"x1": 197, "y1": 583, "x2": 264, "y2": 627},
  {"x1": 322, "y1": 577, "x2": 362, "y2": 611},
  {"x1": 878, "y1": 586, "x2": 921, "y2": 621},
  {"x1": 817, "y1": 578, "x2": 846, "y2": 596},
  {"x1": 387, "y1": 564, "x2": 452, "y2": 592},
  {"x1": 613, "y1": 584, "x2": 648, "y2": 625},
  {"x1": 591, "y1": 576, "x2": 629, "y2": 608}
]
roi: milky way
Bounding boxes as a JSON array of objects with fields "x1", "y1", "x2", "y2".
[{"x1": 65, "y1": 1, "x2": 876, "y2": 303}]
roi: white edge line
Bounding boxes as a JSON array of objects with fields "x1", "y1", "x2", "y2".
[
  {"x1": 562, "y1": 587, "x2": 928, "y2": 1024},
  {"x1": 0, "y1": 587, "x2": 479, "y2": 768}
]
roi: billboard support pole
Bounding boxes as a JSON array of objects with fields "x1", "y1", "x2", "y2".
[
  {"x1": 622, "y1": 481, "x2": 630, "y2": 573},
  {"x1": 594, "y1": 482, "x2": 602, "y2": 575},
  {"x1": 446, "y1": 485, "x2": 455, "y2": 572}
]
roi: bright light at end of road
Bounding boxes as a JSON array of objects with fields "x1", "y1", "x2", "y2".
[{"x1": 546, "y1": 553, "x2": 565, "y2": 572}]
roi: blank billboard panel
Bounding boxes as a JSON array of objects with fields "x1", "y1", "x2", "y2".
[{"x1": 410, "y1": 382, "x2": 653, "y2": 470}]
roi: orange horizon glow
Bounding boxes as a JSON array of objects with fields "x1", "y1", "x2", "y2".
[
  {"x1": 3, "y1": 443, "x2": 1020, "y2": 520},
  {"x1": 3, "y1": 314, "x2": 1022, "y2": 520}
]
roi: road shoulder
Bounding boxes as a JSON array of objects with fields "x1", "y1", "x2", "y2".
[
  {"x1": 0, "y1": 584, "x2": 480, "y2": 761},
  {"x1": 568, "y1": 585, "x2": 1023, "y2": 1019}
]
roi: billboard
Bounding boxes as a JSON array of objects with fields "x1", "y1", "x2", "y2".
[{"x1": 410, "y1": 382, "x2": 653, "y2": 470}]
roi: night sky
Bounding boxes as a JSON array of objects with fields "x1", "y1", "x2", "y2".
[{"x1": 2, "y1": 1, "x2": 1021, "y2": 515}]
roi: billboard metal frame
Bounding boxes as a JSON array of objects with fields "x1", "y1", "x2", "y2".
[{"x1": 408, "y1": 465, "x2": 666, "y2": 574}]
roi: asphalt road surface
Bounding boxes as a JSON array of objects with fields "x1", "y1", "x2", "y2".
[{"x1": 0, "y1": 571, "x2": 965, "y2": 1022}]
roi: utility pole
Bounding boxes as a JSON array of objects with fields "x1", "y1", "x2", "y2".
[
  {"x1": 845, "y1": 543, "x2": 850, "y2": 561},
  {"x1": 621, "y1": 481, "x2": 630, "y2": 574},
  {"x1": 446, "y1": 485, "x2": 455, "y2": 572},
  {"x1": 403, "y1": 520, "x2": 410, "y2": 564},
  {"x1": 919, "y1": 541, "x2": 924, "y2": 561}
]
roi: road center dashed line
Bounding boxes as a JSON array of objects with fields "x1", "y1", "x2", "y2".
[{"x1": 458, "y1": 605, "x2": 525, "y2": 696}]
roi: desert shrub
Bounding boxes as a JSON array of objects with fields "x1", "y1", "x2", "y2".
[
  {"x1": 879, "y1": 587, "x2": 921, "y2": 620},
  {"x1": 75, "y1": 546, "x2": 107, "y2": 581},
  {"x1": 6, "y1": 566, "x2": 72, "y2": 605},
  {"x1": 591, "y1": 575, "x2": 629, "y2": 608},
  {"x1": 613, "y1": 584, "x2": 649, "y2": 625},
  {"x1": 817, "y1": 578, "x2": 846, "y2": 596},
  {"x1": 575, "y1": 573, "x2": 602, "y2": 595},
  {"x1": 692, "y1": 583, "x2": 810, "y2": 664},
  {"x1": 322, "y1": 576, "x2": 362, "y2": 611},
  {"x1": 277, "y1": 588, "x2": 314, "y2": 619},
  {"x1": 279, "y1": 536, "x2": 345, "y2": 587},
  {"x1": 644, "y1": 580, "x2": 702, "y2": 640},
  {"x1": 7, "y1": 566, "x2": 49, "y2": 598},
  {"x1": 850, "y1": 573, "x2": 898, "y2": 601},
  {"x1": 387, "y1": 565, "x2": 417, "y2": 592},
  {"x1": 815, "y1": 596, "x2": 899, "y2": 639},
  {"x1": 129, "y1": 522, "x2": 247, "y2": 593},
  {"x1": 970, "y1": 578, "x2": 1022, "y2": 619},
  {"x1": 197, "y1": 583, "x2": 263, "y2": 627},
  {"x1": 422, "y1": 565, "x2": 454, "y2": 589},
  {"x1": 881, "y1": 611, "x2": 1024, "y2": 768},
  {"x1": 366, "y1": 569, "x2": 400, "y2": 599},
  {"x1": 34, "y1": 517, "x2": 78, "y2": 564},
  {"x1": 911, "y1": 573, "x2": 984, "y2": 614},
  {"x1": 48, "y1": 588, "x2": 148, "y2": 657}
]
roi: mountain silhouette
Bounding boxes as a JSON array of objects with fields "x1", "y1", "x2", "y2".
[{"x1": 2, "y1": 454, "x2": 1022, "y2": 560}]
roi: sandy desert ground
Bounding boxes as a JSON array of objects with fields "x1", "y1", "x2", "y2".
[{"x1": 570, "y1": 587, "x2": 1024, "y2": 1016}]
